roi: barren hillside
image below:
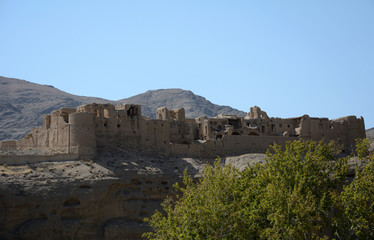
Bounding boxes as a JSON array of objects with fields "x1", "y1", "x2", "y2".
[
  {"x1": 0, "y1": 76, "x2": 245, "y2": 141},
  {"x1": 121, "y1": 89, "x2": 246, "y2": 118},
  {"x1": 366, "y1": 127, "x2": 374, "y2": 139},
  {"x1": 0, "y1": 76, "x2": 113, "y2": 140}
]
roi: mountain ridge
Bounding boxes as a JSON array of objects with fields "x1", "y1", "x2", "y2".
[
  {"x1": 121, "y1": 88, "x2": 246, "y2": 118},
  {"x1": 367, "y1": 127, "x2": 374, "y2": 139},
  {"x1": 0, "y1": 76, "x2": 245, "y2": 140}
]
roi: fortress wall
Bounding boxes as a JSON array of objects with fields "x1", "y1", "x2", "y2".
[
  {"x1": 1, "y1": 103, "x2": 365, "y2": 159},
  {"x1": 0, "y1": 153, "x2": 79, "y2": 165},
  {"x1": 16, "y1": 132, "x2": 36, "y2": 148},
  {"x1": 307, "y1": 118, "x2": 331, "y2": 140},
  {"x1": 329, "y1": 116, "x2": 366, "y2": 152},
  {"x1": 88, "y1": 104, "x2": 141, "y2": 151},
  {"x1": 156, "y1": 107, "x2": 169, "y2": 120},
  {"x1": 169, "y1": 121, "x2": 195, "y2": 144},
  {"x1": 0, "y1": 141, "x2": 17, "y2": 149},
  {"x1": 298, "y1": 115, "x2": 311, "y2": 138},
  {"x1": 220, "y1": 135, "x2": 294, "y2": 155},
  {"x1": 47, "y1": 110, "x2": 70, "y2": 151},
  {"x1": 140, "y1": 119, "x2": 171, "y2": 156},
  {"x1": 16, "y1": 127, "x2": 49, "y2": 149},
  {"x1": 170, "y1": 143, "x2": 204, "y2": 158},
  {"x1": 33, "y1": 128, "x2": 49, "y2": 148},
  {"x1": 170, "y1": 108, "x2": 185, "y2": 121},
  {"x1": 77, "y1": 104, "x2": 118, "y2": 136},
  {"x1": 69, "y1": 112, "x2": 96, "y2": 157},
  {"x1": 201, "y1": 118, "x2": 212, "y2": 140},
  {"x1": 170, "y1": 136, "x2": 296, "y2": 159},
  {"x1": 93, "y1": 105, "x2": 119, "y2": 138},
  {"x1": 14, "y1": 109, "x2": 74, "y2": 152},
  {"x1": 296, "y1": 116, "x2": 365, "y2": 153},
  {"x1": 253, "y1": 118, "x2": 299, "y2": 135}
]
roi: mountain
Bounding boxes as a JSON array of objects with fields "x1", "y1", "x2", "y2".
[
  {"x1": 367, "y1": 127, "x2": 374, "y2": 139},
  {"x1": 121, "y1": 89, "x2": 246, "y2": 118},
  {"x1": 0, "y1": 76, "x2": 246, "y2": 141},
  {"x1": 0, "y1": 76, "x2": 114, "y2": 140}
]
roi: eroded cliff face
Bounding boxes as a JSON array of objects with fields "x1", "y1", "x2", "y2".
[{"x1": 0, "y1": 151, "x2": 208, "y2": 240}]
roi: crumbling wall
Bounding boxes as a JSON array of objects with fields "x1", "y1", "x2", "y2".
[
  {"x1": 247, "y1": 106, "x2": 269, "y2": 119},
  {"x1": 156, "y1": 107, "x2": 169, "y2": 120},
  {"x1": 0, "y1": 140, "x2": 17, "y2": 150},
  {"x1": 169, "y1": 135, "x2": 294, "y2": 159},
  {"x1": 140, "y1": 119, "x2": 170, "y2": 156},
  {"x1": 0, "y1": 103, "x2": 366, "y2": 164},
  {"x1": 48, "y1": 108, "x2": 76, "y2": 151},
  {"x1": 329, "y1": 116, "x2": 366, "y2": 152}
]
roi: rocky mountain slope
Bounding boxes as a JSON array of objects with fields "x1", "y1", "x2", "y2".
[
  {"x1": 0, "y1": 76, "x2": 245, "y2": 141},
  {"x1": 366, "y1": 128, "x2": 374, "y2": 152},
  {"x1": 122, "y1": 89, "x2": 246, "y2": 118},
  {"x1": 366, "y1": 127, "x2": 374, "y2": 139},
  {"x1": 0, "y1": 76, "x2": 112, "y2": 140}
]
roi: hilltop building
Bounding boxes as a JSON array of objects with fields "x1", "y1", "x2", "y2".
[{"x1": 0, "y1": 104, "x2": 366, "y2": 160}]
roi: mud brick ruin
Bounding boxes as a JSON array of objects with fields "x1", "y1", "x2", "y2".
[{"x1": 0, "y1": 104, "x2": 366, "y2": 162}]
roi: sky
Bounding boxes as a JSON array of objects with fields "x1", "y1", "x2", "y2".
[{"x1": 1, "y1": 1, "x2": 373, "y2": 128}]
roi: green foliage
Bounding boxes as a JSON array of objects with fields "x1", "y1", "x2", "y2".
[
  {"x1": 355, "y1": 138, "x2": 371, "y2": 160},
  {"x1": 255, "y1": 140, "x2": 348, "y2": 239},
  {"x1": 336, "y1": 140, "x2": 374, "y2": 239},
  {"x1": 143, "y1": 139, "x2": 374, "y2": 240},
  {"x1": 143, "y1": 161, "x2": 245, "y2": 240}
]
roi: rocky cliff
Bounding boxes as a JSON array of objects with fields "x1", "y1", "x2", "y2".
[
  {"x1": 0, "y1": 151, "x2": 267, "y2": 239},
  {"x1": 0, "y1": 151, "x2": 203, "y2": 239}
]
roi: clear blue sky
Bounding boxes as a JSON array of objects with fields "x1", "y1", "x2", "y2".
[{"x1": 1, "y1": 1, "x2": 373, "y2": 128}]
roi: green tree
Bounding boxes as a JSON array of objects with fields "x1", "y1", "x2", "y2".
[
  {"x1": 143, "y1": 139, "x2": 374, "y2": 240},
  {"x1": 247, "y1": 140, "x2": 348, "y2": 239},
  {"x1": 355, "y1": 138, "x2": 371, "y2": 160},
  {"x1": 335, "y1": 138, "x2": 374, "y2": 239},
  {"x1": 143, "y1": 161, "x2": 247, "y2": 240}
]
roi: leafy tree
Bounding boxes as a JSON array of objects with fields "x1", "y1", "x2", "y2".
[
  {"x1": 143, "y1": 161, "x2": 246, "y2": 240},
  {"x1": 244, "y1": 140, "x2": 348, "y2": 239},
  {"x1": 335, "y1": 138, "x2": 374, "y2": 239},
  {"x1": 143, "y1": 139, "x2": 374, "y2": 240},
  {"x1": 355, "y1": 138, "x2": 371, "y2": 160}
]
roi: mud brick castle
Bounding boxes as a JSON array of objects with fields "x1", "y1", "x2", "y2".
[{"x1": 0, "y1": 104, "x2": 366, "y2": 161}]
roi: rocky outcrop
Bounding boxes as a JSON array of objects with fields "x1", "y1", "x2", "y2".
[
  {"x1": 0, "y1": 151, "x2": 209, "y2": 239},
  {"x1": 121, "y1": 89, "x2": 246, "y2": 118},
  {"x1": 0, "y1": 151, "x2": 269, "y2": 239}
]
